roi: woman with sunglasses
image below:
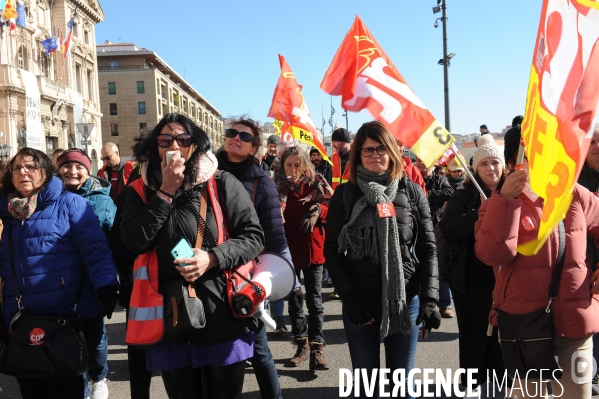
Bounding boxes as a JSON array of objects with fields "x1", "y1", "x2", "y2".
[
  {"x1": 324, "y1": 121, "x2": 441, "y2": 399},
  {"x1": 216, "y1": 118, "x2": 289, "y2": 399},
  {"x1": 274, "y1": 146, "x2": 333, "y2": 370},
  {"x1": 120, "y1": 113, "x2": 264, "y2": 399}
]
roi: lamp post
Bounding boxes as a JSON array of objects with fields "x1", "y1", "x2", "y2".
[{"x1": 433, "y1": 0, "x2": 454, "y2": 132}]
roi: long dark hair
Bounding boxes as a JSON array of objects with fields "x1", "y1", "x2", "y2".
[
  {"x1": 131, "y1": 113, "x2": 211, "y2": 189},
  {"x1": 2, "y1": 147, "x2": 56, "y2": 195}
]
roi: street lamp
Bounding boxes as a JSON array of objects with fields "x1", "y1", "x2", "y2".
[
  {"x1": 433, "y1": 0, "x2": 453, "y2": 132},
  {"x1": 0, "y1": 143, "x2": 12, "y2": 160}
]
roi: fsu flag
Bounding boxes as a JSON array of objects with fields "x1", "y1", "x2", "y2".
[
  {"x1": 320, "y1": 16, "x2": 454, "y2": 168},
  {"x1": 268, "y1": 54, "x2": 331, "y2": 165},
  {"x1": 518, "y1": 0, "x2": 599, "y2": 255}
]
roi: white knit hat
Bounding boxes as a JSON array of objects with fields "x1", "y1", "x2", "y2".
[
  {"x1": 472, "y1": 135, "x2": 505, "y2": 172},
  {"x1": 447, "y1": 157, "x2": 465, "y2": 172}
]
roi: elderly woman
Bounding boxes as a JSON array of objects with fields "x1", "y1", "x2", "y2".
[
  {"x1": 476, "y1": 125, "x2": 599, "y2": 398},
  {"x1": 324, "y1": 121, "x2": 441, "y2": 399},
  {"x1": 120, "y1": 113, "x2": 264, "y2": 399},
  {"x1": 274, "y1": 146, "x2": 332, "y2": 370},
  {"x1": 217, "y1": 117, "x2": 289, "y2": 399},
  {"x1": 0, "y1": 147, "x2": 119, "y2": 399}
]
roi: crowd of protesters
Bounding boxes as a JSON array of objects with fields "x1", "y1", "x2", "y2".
[{"x1": 2, "y1": 113, "x2": 599, "y2": 399}]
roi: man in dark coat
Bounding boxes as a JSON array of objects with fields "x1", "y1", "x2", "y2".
[{"x1": 310, "y1": 147, "x2": 332, "y2": 186}]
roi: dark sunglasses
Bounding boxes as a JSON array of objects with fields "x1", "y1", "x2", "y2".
[
  {"x1": 157, "y1": 133, "x2": 193, "y2": 148},
  {"x1": 225, "y1": 128, "x2": 253, "y2": 143}
]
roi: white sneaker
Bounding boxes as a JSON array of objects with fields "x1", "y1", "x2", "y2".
[{"x1": 90, "y1": 378, "x2": 109, "y2": 399}]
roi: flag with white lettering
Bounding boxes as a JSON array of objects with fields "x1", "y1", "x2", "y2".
[
  {"x1": 268, "y1": 54, "x2": 331, "y2": 164},
  {"x1": 320, "y1": 16, "x2": 454, "y2": 168},
  {"x1": 518, "y1": 0, "x2": 599, "y2": 255}
]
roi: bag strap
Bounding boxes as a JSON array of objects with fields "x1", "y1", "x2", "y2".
[
  {"x1": 7, "y1": 221, "x2": 85, "y2": 312},
  {"x1": 547, "y1": 220, "x2": 566, "y2": 310}
]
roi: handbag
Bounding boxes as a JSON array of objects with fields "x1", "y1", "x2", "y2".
[
  {"x1": 496, "y1": 220, "x2": 565, "y2": 380},
  {"x1": 0, "y1": 223, "x2": 89, "y2": 378}
]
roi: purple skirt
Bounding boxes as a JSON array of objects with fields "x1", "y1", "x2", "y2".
[{"x1": 146, "y1": 331, "x2": 255, "y2": 371}]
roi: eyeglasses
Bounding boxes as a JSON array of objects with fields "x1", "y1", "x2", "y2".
[
  {"x1": 225, "y1": 128, "x2": 253, "y2": 143},
  {"x1": 100, "y1": 153, "x2": 114, "y2": 162},
  {"x1": 12, "y1": 164, "x2": 40, "y2": 174},
  {"x1": 157, "y1": 133, "x2": 193, "y2": 148},
  {"x1": 359, "y1": 145, "x2": 388, "y2": 157}
]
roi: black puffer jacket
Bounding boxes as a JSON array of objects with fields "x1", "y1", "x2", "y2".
[
  {"x1": 120, "y1": 171, "x2": 265, "y2": 344},
  {"x1": 324, "y1": 176, "x2": 439, "y2": 304},
  {"x1": 423, "y1": 173, "x2": 454, "y2": 224}
]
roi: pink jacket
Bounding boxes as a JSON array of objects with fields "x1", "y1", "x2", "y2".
[{"x1": 475, "y1": 185, "x2": 599, "y2": 339}]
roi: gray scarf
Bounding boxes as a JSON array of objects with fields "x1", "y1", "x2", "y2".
[{"x1": 338, "y1": 165, "x2": 411, "y2": 341}]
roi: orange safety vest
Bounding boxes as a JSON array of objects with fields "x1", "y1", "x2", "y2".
[
  {"x1": 98, "y1": 160, "x2": 137, "y2": 185},
  {"x1": 331, "y1": 152, "x2": 351, "y2": 190}
]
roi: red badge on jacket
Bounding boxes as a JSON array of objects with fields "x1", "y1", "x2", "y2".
[
  {"x1": 377, "y1": 203, "x2": 396, "y2": 218},
  {"x1": 521, "y1": 216, "x2": 535, "y2": 231},
  {"x1": 29, "y1": 328, "x2": 45, "y2": 346}
]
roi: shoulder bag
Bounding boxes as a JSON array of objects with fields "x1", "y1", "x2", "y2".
[
  {"x1": 0, "y1": 222, "x2": 89, "y2": 377},
  {"x1": 495, "y1": 220, "x2": 565, "y2": 380}
]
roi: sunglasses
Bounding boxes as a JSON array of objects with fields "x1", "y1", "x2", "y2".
[
  {"x1": 157, "y1": 133, "x2": 193, "y2": 148},
  {"x1": 225, "y1": 128, "x2": 253, "y2": 143},
  {"x1": 100, "y1": 153, "x2": 114, "y2": 161}
]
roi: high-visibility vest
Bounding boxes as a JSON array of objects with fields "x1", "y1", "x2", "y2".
[
  {"x1": 99, "y1": 161, "x2": 138, "y2": 198},
  {"x1": 331, "y1": 152, "x2": 351, "y2": 190}
]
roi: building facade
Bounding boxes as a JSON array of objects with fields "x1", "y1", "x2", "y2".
[
  {"x1": 97, "y1": 42, "x2": 223, "y2": 158},
  {"x1": 0, "y1": 0, "x2": 105, "y2": 173}
]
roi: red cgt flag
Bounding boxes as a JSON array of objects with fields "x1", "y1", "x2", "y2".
[
  {"x1": 321, "y1": 16, "x2": 453, "y2": 167},
  {"x1": 268, "y1": 54, "x2": 331, "y2": 164}
]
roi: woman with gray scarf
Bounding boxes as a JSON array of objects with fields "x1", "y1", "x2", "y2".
[{"x1": 324, "y1": 121, "x2": 441, "y2": 399}]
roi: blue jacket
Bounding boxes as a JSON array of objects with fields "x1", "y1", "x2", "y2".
[
  {"x1": 0, "y1": 176, "x2": 119, "y2": 328},
  {"x1": 69, "y1": 175, "x2": 116, "y2": 237},
  {"x1": 238, "y1": 164, "x2": 289, "y2": 257}
]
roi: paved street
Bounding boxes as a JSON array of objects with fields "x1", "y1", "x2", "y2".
[{"x1": 0, "y1": 284, "x2": 586, "y2": 398}]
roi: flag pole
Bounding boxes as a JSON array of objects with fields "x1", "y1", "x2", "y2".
[{"x1": 450, "y1": 143, "x2": 487, "y2": 200}]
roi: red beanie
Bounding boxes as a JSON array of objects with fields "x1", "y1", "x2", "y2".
[{"x1": 56, "y1": 151, "x2": 92, "y2": 173}]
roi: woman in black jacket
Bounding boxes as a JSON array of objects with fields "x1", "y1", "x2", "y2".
[
  {"x1": 217, "y1": 117, "x2": 289, "y2": 399},
  {"x1": 324, "y1": 121, "x2": 441, "y2": 399},
  {"x1": 120, "y1": 113, "x2": 264, "y2": 399},
  {"x1": 438, "y1": 135, "x2": 506, "y2": 385}
]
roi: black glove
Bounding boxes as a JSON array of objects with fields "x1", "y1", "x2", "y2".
[
  {"x1": 299, "y1": 204, "x2": 321, "y2": 233},
  {"x1": 97, "y1": 286, "x2": 119, "y2": 319},
  {"x1": 343, "y1": 289, "x2": 374, "y2": 326},
  {"x1": 415, "y1": 300, "x2": 442, "y2": 331}
]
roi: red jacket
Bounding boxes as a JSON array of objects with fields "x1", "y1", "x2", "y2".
[
  {"x1": 402, "y1": 157, "x2": 426, "y2": 195},
  {"x1": 283, "y1": 183, "x2": 328, "y2": 270},
  {"x1": 475, "y1": 186, "x2": 599, "y2": 339}
]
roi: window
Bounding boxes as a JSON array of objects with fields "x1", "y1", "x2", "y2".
[
  {"x1": 18, "y1": 48, "x2": 25, "y2": 70},
  {"x1": 108, "y1": 82, "x2": 116, "y2": 95},
  {"x1": 137, "y1": 81, "x2": 144, "y2": 94},
  {"x1": 157, "y1": 99, "x2": 161, "y2": 115},
  {"x1": 84, "y1": 30, "x2": 89, "y2": 45},
  {"x1": 45, "y1": 137, "x2": 57, "y2": 152},
  {"x1": 110, "y1": 124, "x2": 118, "y2": 136},
  {"x1": 156, "y1": 79, "x2": 160, "y2": 94},
  {"x1": 72, "y1": 22, "x2": 78, "y2": 37},
  {"x1": 75, "y1": 63, "x2": 82, "y2": 92},
  {"x1": 110, "y1": 60, "x2": 118, "y2": 70},
  {"x1": 138, "y1": 102, "x2": 146, "y2": 115},
  {"x1": 86, "y1": 69, "x2": 92, "y2": 100},
  {"x1": 109, "y1": 103, "x2": 117, "y2": 115},
  {"x1": 139, "y1": 123, "x2": 147, "y2": 132}
]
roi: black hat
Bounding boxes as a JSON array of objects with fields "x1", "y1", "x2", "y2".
[
  {"x1": 309, "y1": 147, "x2": 320, "y2": 156},
  {"x1": 267, "y1": 135, "x2": 280, "y2": 145},
  {"x1": 331, "y1": 128, "x2": 351, "y2": 143},
  {"x1": 480, "y1": 124, "x2": 488, "y2": 130},
  {"x1": 503, "y1": 125, "x2": 521, "y2": 165}
]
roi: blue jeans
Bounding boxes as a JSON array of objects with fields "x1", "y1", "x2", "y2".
[
  {"x1": 249, "y1": 322, "x2": 282, "y2": 399},
  {"x1": 83, "y1": 315, "x2": 108, "y2": 397},
  {"x1": 269, "y1": 299, "x2": 286, "y2": 324},
  {"x1": 342, "y1": 295, "x2": 420, "y2": 399},
  {"x1": 438, "y1": 277, "x2": 452, "y2": 310}
]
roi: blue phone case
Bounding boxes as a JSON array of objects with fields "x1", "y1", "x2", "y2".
[{"x1": 171, "y1": 238, "x2": 194, "y2": 267}]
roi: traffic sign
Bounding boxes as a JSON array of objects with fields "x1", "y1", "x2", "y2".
[{"x1": 76, "y1": 123, "x2": 95, "y2": 139}]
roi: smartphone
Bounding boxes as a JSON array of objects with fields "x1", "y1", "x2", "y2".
[
  {"x1": 165, "y1": 150, "x2": 176, "y2": 164},
  {"x1": 171, "y1": 238, "x2": 194, "y2": 267}
]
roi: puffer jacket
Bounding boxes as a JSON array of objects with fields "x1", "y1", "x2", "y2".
[
  {"x1": 70, "y1": 175, "x2": 116, "y2": 237},
  {"x1": 475, "y1": 185, "x2": 599, "y2": 338},
  {"x1": 0, "y1": 176, "x2": 119, "y2": 328},
  {"x1": 324, "y1": 175, "x2": 439, "y2": 303},
  {"x1": 120, "y1": 170, "x2": 265, "y2": 344},
  {"x1": 577, "y1": 163, "x2": 599, "y2": 271},
  {"x1": 423, "y1": 173, "x2": 454, "y2": 224}
]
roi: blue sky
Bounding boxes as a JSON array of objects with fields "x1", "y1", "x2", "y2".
[{"x1": 96, "y1": 1, "x2": 542, "y2": 137}]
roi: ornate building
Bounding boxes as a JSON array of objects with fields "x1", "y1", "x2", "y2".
[
  {"x1": 0, "y1": 0, "x2": 104, "y2": 173},
  {"x1": 97, "y1": 42, "x2": 224, "y2": 158}
]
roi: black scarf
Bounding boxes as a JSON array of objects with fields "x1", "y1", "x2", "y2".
[{"x1": 217, "y1": 151, "x2": 254, "y2": 179}]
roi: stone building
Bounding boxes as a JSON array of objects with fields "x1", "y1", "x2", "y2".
[
  {"x1": 0, "y1": 0, "x2": 105, "y2": 173},
  {"x1": 97, "y1": 42, "x2": 223, "y2": 158}
]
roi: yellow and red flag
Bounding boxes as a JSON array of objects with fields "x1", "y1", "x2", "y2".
[
  {"x1": 4, "y1": 0, "x2": 17, "y2": 19},
  {"x1": 268, "y1": 54, "x2": 331, "y2": 165},
  {"x1": 518, "y1": 0, "x2": 599, "y2": 255},
  {"x1": 320, "y1": 16, "x2": 453, "y2": 168}
]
